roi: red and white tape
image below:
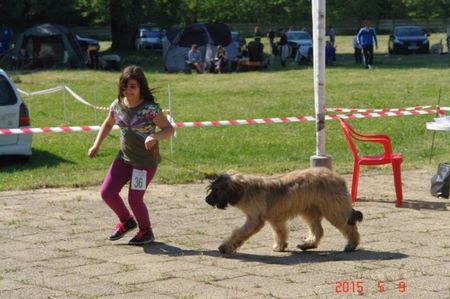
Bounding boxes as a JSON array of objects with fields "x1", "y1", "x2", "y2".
[
  {"x1": 0, "y1": 108, "x2": 442, "y2": 135},
  {"x1": 325, "y1": 105, "x2": 433, "y2": 113}
]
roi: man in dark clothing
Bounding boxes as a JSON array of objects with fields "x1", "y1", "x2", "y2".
[
  {"x1": 247, "y1": 37, "x2": 264, "y2": 62},
  {"x1": 278, "y1": 31, "x2": 289, "y2": 67},
  {"x1": 267, "y1": 29, "x2": 275, "y2": 52}
]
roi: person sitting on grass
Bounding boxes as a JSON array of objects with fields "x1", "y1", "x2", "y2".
[
  {"x1": 214, "y1": 45, "x2": 228, "y2": 73},
  {"x1": 187, "y1": 44, "x2": 205, "y2": 73}
]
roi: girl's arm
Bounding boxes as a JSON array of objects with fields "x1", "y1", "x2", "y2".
[
  {"x1": 144, "y1": 111, "x2": 175, "y2": 151},
  {"x1": 88, "y1": 114, "x2": 116, "y2": 158}
]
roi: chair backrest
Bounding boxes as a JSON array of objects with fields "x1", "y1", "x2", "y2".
[{"x1": 338, "y1": 117, "x2": 360, "y2": 160}]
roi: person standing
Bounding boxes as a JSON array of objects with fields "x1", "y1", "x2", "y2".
[
  {"x1": 356, "y1": 20, "x2": 378, "y2": 69},
  {"x1": 329, "y1": 26, "x2": 336, "y2": 46},
  {"x1": 88, "y1": 65, "x2": 175, "y2": 245},
  {"x1": 253, "y1": 26, "x2": 262, "y2": 38},
  {"x1": 267, "y1": 28, "x2": 275, "y2": 53},
  {"x1": 353, "y1": 35, "x2": 362, "y2": 64},
  {"x1": 278, "y1": 30, "x2": 289, "y2": 67}
]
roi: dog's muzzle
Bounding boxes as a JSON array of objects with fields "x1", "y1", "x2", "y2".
[{"x1": 205, "y1": 193, "x2": 217, "y2": 207}]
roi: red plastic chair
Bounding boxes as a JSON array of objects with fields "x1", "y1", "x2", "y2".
[{"x1": 338, "y1": 117, "x2": 403, "y2": 207}]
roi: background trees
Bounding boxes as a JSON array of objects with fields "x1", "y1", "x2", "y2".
[{"x1": 0, "y1": 0, "x2": 449, "y2": 49}]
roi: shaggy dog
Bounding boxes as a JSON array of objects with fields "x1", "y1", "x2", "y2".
[{"x1": 205, "y1": 167, "x2": 363, "y2": 254}]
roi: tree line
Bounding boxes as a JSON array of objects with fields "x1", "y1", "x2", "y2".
[{"x1": 1, "y1": 0, "x2": 449, "y2": 49}]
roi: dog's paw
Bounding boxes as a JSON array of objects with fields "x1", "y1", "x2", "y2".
[
  {"x1": 218, "y1": 243, "x2": 235, "y2": 254},
  {"x1": 344, "y1": 243, "x2": 357, "y2": 252},
  {"x1": 297, "y1": 240, "x2": 317, "y2": 251},
  {"x1": 272, "y1": 243, "x2": 288, "y2": 252}
]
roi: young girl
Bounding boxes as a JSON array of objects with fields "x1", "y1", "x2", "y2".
[
  {"x1": 88, "y1": 65, "x2": 174, "y2": 245},
  {"x1": 214, "y1": 45, "x2": 227, "y2": 73}
]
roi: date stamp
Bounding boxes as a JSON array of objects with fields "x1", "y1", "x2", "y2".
[{"x1": 335, "y1": 280, "x2": 407, "y2": 295}]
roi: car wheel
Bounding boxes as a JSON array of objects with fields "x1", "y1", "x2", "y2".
[{"x1": 307, "y1": 48, "x2": 313, "y2": 62}]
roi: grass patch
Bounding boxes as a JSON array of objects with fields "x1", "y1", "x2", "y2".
[{"x1": 1, "y1": 34, "x2": 450, "y2": 190}]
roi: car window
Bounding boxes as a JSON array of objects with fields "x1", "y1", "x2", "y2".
[
  {"x1": 396, "y1": 28, "x2": 425, "y2": 37},
  {"x1": 286, "y1": 32, "x2": 311, "y2": 40},
  {"x1": 0, "y1": 76, "x2": 17, "y2": 106},
  {"x1": 141, "y1": 30, "x2": 160, "y2": 38}
]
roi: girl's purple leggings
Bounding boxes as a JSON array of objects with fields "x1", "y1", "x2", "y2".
[{"x1": 100, "y1": 157, "x2": 157, "y2": 231}]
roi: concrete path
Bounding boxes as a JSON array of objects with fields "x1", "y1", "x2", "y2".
[{"x1": 1, "y1": 169, "x2": 449, "y2": 298}]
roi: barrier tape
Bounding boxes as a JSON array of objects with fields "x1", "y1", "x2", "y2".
[
  {"x1": 0, "y1": 108, "x2": 441, "y2": 135},
  {"x1": 18, "y1": 85, "x2": 110, "y2": 110},
  {"x1": 325, "y1": 105, "x2": 433, "y2": 113},
  {"x1": 18, "y1": 84, "x2": 173, "y2": 114}
]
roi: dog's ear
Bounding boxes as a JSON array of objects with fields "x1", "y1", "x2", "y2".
[{"x1": 226, "y1": 174, "x2": 244, "y2": 206}]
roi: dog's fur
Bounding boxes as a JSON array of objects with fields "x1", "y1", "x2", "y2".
[{"x1": 205, "y1": 167, "x2": 363, "y2": 254}]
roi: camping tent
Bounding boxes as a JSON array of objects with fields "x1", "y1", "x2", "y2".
[
  {"x1": 162, "y1": 23, "x2": 239, "y2": 72},
  {"x1": 12, "y1": 24, "x2": 85, "y2": 69}
]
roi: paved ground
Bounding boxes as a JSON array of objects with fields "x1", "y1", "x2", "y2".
[{"x1": 1, "y1": 169, "x2": 449, "y2": 298}]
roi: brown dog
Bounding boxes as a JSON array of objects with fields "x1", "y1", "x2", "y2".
[{"x1": 205, "y1": 167, "x2": 363, "y2": 254}]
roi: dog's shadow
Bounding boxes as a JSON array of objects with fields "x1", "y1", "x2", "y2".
[{"x1": 143, "y1": 242, "x2": 407, "y2": 265}]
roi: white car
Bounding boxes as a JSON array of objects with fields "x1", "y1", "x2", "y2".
[
  {"x1": 285, "y1": 31, "x2": 313, "y2": 62},
  {"x1": 135, "y1": 28, "x2": 164, "y2": 50},
  {"x1": 0, "y1": 69, "x2": 32, "y2": 159}
]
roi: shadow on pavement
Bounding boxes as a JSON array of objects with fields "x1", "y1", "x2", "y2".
[
  {"x1": 400, "y1": 199, "x2": 449, "y2": 211},
  {"x1": 358, "y1": 198, "x2": 449, "y2": 211},
  {"x1": 143, "y1": 242, "x2": 220, "y2": 257},
  {"x1": 142, "y1": 242, "x2": 407, "y2": 265}
]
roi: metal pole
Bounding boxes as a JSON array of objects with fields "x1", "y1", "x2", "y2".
[
  {"x1": 429, "y1": 87, "x2": 442, "y2": 163},
  {"x1": 310, "y1": 0, "x2": 332, "y2": 169}
]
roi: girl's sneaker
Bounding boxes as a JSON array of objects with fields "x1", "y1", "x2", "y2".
[
  {"x1": 128, "y1": 229, "x2": 155, "y2": 245},
  {"x1": 108, "y1": 218, "x2": 137, "y2": 241}
]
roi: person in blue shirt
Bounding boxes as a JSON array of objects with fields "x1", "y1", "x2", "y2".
[
  {"x1": 187, "y1": 44, "x2": 205, "y2": 73},
  {"x1": 356, "y1": 20, "x2": 377, "y2": 69}
]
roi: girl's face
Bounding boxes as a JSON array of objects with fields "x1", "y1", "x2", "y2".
[{"x1": 123, "y1": 79, "x2": 141, "y2": 101}]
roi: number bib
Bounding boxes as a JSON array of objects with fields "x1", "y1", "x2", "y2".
[{"x1": 131, "y1": 169, "x2": 147, "y2": 190}]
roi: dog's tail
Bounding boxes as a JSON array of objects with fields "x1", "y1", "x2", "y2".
[{"x1": 347, "y1": 209, "x2": 363, "y2": 225}]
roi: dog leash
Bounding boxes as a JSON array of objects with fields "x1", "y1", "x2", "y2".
[{"x1": 160, "y1": 155, "x2": 217, "y2": 180}]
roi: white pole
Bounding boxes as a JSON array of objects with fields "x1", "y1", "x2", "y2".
[
  {"x1": 310, "y1": 0, "x2": 332, "y2": 169},
  {"x1": 93, "y1": 85, "x2": 98, "y2": 124},
  {"x1": 168, "y1": 83, "x2": 174, "y2": 156},
  {"x1": 63, "y1": 84, "x2": 68, "y2": 124}
]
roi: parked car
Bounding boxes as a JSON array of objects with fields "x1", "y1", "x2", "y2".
[
  {"x1": 0, "y1": 69, "x2": 32, "y2": 159},
  {"x1": 135, "y1": 27, "x2": 164, "y2": 50},
  {"x1": 231, "y1": 31, "x2": 245, "y2": 53},
  {"x1": 286, "y1": 30, "x2": 313, "y2": 60},
  {"x1": 388, "y1": 26, "x2": 430, "y2": 54}
]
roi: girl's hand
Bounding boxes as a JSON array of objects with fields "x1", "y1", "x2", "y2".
[
  {"x1": 144, "y1": 135, "x2": 158, "y2": 151},
  {"x1": 88, "y1": 145, "x2": 99, "y2": 158}
]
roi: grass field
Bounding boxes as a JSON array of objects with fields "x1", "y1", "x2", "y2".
[{"x1": 1, "y1": 34, "x2": 450, "y2": 190}]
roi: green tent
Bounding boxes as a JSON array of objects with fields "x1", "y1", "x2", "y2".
[{"x1": 13, "y1": 23, "x2": 86, "y2": 69}]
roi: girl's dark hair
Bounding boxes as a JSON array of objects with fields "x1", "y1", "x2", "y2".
[{"x1": 117, "y1": 65, "x2": 155, "y2": 103}]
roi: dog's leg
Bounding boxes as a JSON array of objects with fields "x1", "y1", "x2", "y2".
[
  {"x1": 219, "y1": 216, "x2": 264, "y2": 254},
  {"x1": 298, "y1": 210, "x2": 323, "y2": 251},
  {"x1": 324, "y1": 211, "x2": 361, "y2": 252},
  {"x1": 268, "y1": 220, "x2": 288, "y2": 252}
]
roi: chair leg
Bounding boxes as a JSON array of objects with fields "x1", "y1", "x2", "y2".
[
  {"x1": 392, "y1": 160, "x2": 403, "y2": 207},
  {"x1": 351, "y1": 163, "x2": 360, "y2": 204}
]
